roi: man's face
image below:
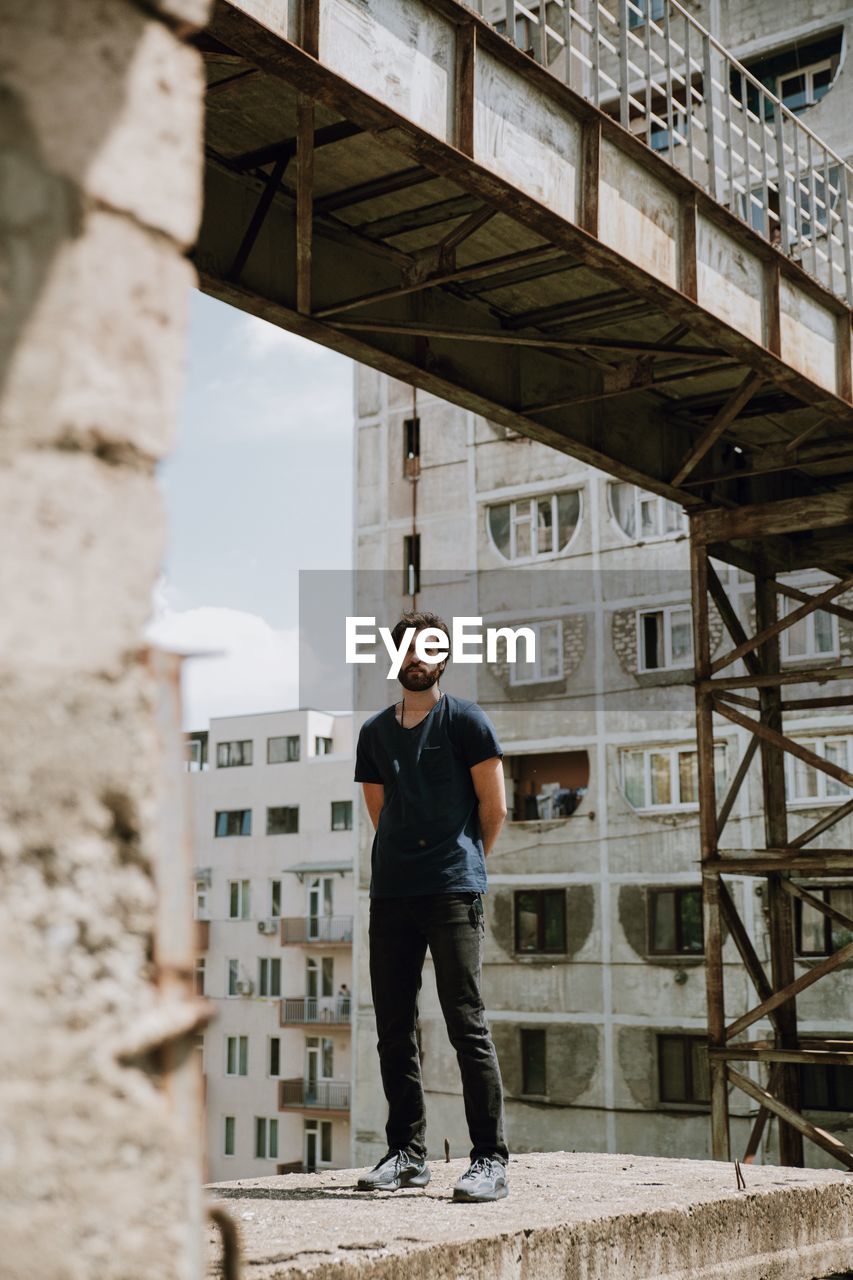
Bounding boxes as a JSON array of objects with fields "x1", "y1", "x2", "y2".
[{"x1": 398, "y1": 630, "x2": 447, "y2": 691}]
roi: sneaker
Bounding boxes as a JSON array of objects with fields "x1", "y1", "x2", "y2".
[
  {"x1": 356, "y1": 1148, "x2": 430, "y2": 1191},
  {"x1": 452, "y1": 1156, "x2": 509, "y2": 1202}
]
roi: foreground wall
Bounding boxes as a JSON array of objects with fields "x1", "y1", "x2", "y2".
[{"x1": 0, "y1": 3, "x2": 209, "y2": 1276}]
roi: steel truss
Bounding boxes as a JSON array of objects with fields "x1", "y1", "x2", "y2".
[{"x1": 690, "y1": 499, "x2": 853, "y2": 1169}]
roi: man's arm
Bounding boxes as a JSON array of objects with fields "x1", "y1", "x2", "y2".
[
  {"x1": 470, "y1": 756, "x2": 507, "y2": 856},
  {"x1": 361, "y1": 782, "x2": 385, "y2": 831}
]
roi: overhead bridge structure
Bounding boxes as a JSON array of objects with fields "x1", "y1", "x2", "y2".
[{"x1": 196, "y1": 0, "x2": 853, "y2": 1169}]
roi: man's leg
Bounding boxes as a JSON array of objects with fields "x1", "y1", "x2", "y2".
[
  {"x1": 368, "y1": 897, "x2": 429, "y2": 1158},
  {"x1": 424, "y1": 893, "x2": 508, "y2": 1165}
]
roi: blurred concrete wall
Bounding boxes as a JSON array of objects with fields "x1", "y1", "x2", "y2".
[{"x1": 0, "y1": 2, "x2": 211, "y2": 1275}]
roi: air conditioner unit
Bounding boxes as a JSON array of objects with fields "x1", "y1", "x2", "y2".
[
  {"x1": 236, "y1": 979, "x2": 254, "y2": 996},
  {"x1": 257, "y1": 919, "x2": 277, "y2": 935}
]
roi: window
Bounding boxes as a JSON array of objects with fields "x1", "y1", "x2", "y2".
[
  {"x1": 507, "y1": 749, "x2": 589, "y2": 822},
  {"x1": 267, "y1": 806, "x2": 299, "y2": 835},
  {"x1": 226, "y1": 1035, "x2": 248, "y2": 1077},
  {"x1": 508, "y1": 620, "x2": 563, "y2": 685},
  {"x1": 258, "y1": 957, "x2": 281, "y2": 998},
  {"x1": 638, "y1": 606, "x2": 693, "y2": 671},
  {"x1": 794, "y1": 886, "x2": 853, "y2": 957},
  {"x1": 780, "y1": 597, "x2": 837, "y2": 661},
  {"x1": 304, "y1": 1118, "x2": 333, "y2": 1170},
  {"x1": 493, "y1": 12, "x2": 532, "y2": 52},
  {"x1": 404, "y1": 533, "x2": 420, "y2": 595},
  {"x1": 658, "y1": 1034, "x2": 710, "y2": 1104},
  {"x1": 521, "y1": 1029, "x2": 546, "y2": 1095},
  {"x1": 648, "y1": 888, "x2": 704, "y2": 955},
  {"x1": 227, "y1": 958, "x2": 239, "y2": 997},
  {"x1": 269, "y1": 1037, "x2": 281, "y2": 1077},
  {"x1": 488, "y1": 491, "x2": 580, "y2": 561},
  {"x1": 321, "y1": 956, "x2": 334, "y2": 998},
  {"x1": 216, "y1": 739, "x2": 253, "y2": 768},
  {"x1": 621, "y1": 744, "x2": 727, "y2": 811},
  {"x1": 228, "y1": 879, "x2": 251, "y2": 920},
  {"x1": 514, "y1": 890, "x2": 567, "y2": 954},
  {"x1": 331, "y1": 800, "x2": 352, "y2": 831},
  {"x1": 224, "y1": 1116, "x2": 236, "y2": 1157},
  {"x1": 786, "y1": 737, "x2": 853, "y2": 803},
  {"x1": 195, "y1": 957, "x2": 205, "y2": 996},
  {"x1": 403, "y1": 416, "x2": 420, "y2": 477},
  {"x1": 778, "y1": 60, "x2": 834, "y2": 112},
  {"x1": 185, "y1": 735, "x2": 206, "y2": 772},
  {"x1": 215, "y1": 809, "x2": 252, "y2": 837},
  {"x1": 628, "y1": 0, "x2": 664, "y2": 28},
  {"x1": 800, "y1": 1060, "x2": 853, "y2": 1112},
  {"x1": 255, "y1": 1117, "x2": 279, "y2": 1159},
  {"x1": 268, "y1": 735, "x2": 300, "y2": 763},
  {"x1": 649, "y1": 108, "x2": 687, "y2": 153},
  {"x1": 194, "y1": 880, "x2": 210, "y2": 921},
  {"x1": 609, "y1": 482, "x2": 687, "y2": 541},
  {"x1": 270, "y1": 879, "x2": 282, "y2": 918},
  {"x1": 736, "y1": 33, "x2": 842, "y2": 122},
  {"x1": 315, "y1": 736, "x2": 333, "y2": 755}
]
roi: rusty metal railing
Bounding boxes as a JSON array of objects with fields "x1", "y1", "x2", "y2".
[{"x1": 474, "y1": 0, "x2": 853, "y2": 305}]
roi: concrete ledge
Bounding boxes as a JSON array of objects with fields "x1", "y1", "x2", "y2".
[{"x1": 205, "y1": 1151, "x2": 853, "y2": 1279}]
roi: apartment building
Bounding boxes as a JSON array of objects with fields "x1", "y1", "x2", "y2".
[
  {"x1": 186, "y1": 709, "x2": 355, "y2": 1181},
  {"x1": 351, "y1": 0, "x2": 853, "y2": 1160}
]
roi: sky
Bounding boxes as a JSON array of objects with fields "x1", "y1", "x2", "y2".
[{"x1": 144, "y1": 290, "x2": 355, "y2": 730}]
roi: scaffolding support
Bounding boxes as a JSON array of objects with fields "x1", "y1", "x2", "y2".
[{"x1": 690, "y1": 505, "x2": 853, "y2": 1169}]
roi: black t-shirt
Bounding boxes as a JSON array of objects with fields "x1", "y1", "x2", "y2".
[{"x1": 354, "y1": 692, "x2": 504, "y2": 898}]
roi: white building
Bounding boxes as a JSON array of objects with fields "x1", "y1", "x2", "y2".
[{"x1": 187, "y1": 708, "x2": 355, "y2": 1181}]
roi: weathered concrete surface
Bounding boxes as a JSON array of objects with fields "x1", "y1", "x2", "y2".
[
  {"x1": 205, "y1": 1152, "x2": 853, "y2": 1279},
  {"x1": 0, "y1": 1, "x2": 211, "y2": 1277}
]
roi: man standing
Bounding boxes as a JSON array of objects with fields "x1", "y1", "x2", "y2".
[{"x1": 354, "y1": 611, "x2": 510, "y2": 1202}]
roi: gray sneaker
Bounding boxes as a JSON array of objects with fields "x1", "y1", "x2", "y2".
[
  {"x1": 356, "y1": 1149, "x2": 430, "y2": 1191},
  {"x1": 452, "y1": 1156, "x2": 509, "y2": 1202}
]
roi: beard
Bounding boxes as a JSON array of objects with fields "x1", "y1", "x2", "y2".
[{"x1": 398, "y1": 663, "x2": 442, "y2": 692}]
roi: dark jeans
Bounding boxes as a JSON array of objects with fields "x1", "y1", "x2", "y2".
[{"x1": 368, "y1": 891, "x2": 509, "y2": 1164}]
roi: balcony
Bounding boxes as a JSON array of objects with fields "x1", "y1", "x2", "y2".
[
  {"x1": 278, "y1": 1078, "x2": 350, "y2": 1113},
  {"x1": 280, "y1": 997, "x2": 351, "y2": 1028},
  {"x1": 280, "y1": 916, "x2": 353, "y2": 946},
  {"x1": 195, "y1": 919, "x2": 210, "y2": 951}
]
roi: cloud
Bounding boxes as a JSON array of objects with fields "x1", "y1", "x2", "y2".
[
  {"x1": 144, "y1": 579, "x2": 299, "y2": 730},
  {"x1": 238, "y1": 312, "x2": 331, "y2": 364}
]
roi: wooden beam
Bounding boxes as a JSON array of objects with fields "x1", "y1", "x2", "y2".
[
  {"x1": 700, "y1": 663, "x2": 853, "y2": 692},
  {"x1": 671, "y1": 371, "x2": 764, "y2": 486},
  {"x1": 712, "y1": 698, "x2": 853, "y2": 792},
  {"x1": 742, "y1": 1064, "x2": 779, "y2": 1162},
  {"x1": 228, "y1": 146, "x2": 291, "y2": 281},
  {"x1": 705, "y1": 855, "x2": 853, "y2": 874},
  {"x1": 724, "y1": 937, "x2": 853, "y2": 1041},
  {"x1": 717, "y1": 879, "x2": 780, "y2": 1031},
  {"x1": 579, "y1": 118, "x2": 601, "y2": 238},
  {"x1": 206, "y1": 67, "x2": 258, "y2": 94},
  {"x1": 776, "y1": 580, "x2": 853, "y2": 627},
  {"x1": 329, "y1": 320, "x2": 728, "y2": 358},
  {"x1": 727, "y1": 1066, "x2": 853, "y2": 1170},
  {"x1": 715, "y1": 733, "x2": 759, "y2": 838},
  {"x1": 778, "y1": 879, "x2": 853, "y2": 936},
  {"x1": 296, "y1": 97, "x2": 314, "y2": 315},
  {"x1": 314, "y1": 167, "x2": 434, "y2": 214},
  {"x1": 455, "y1": 23, "x2": 476, "y2": 156},
  {"x1": 705, "y1": 562, "x2": 760, "y2": 677},
  {"x1": 712, "y1": 1046, "x2": 853, "y2": 1065},
  {"x1": 314, "y1": 246, "x2": 560, "y2": 319},
  {"x1": 710, "y1": 575, "x2": 853, "y2": 675},
  {"x1": 692, "y1": 492, "x2": 853, "y2": 544},
  {"x1": 679, "y1": 196, "x2": 698, "y2": 302},
  {"x1": 788, "y1": 794, "x2": 853, "y2": 850}
]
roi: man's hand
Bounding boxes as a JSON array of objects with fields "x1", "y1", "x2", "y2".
[
  {"x1": 470, "y1": 757, "x2": 507, "y2": 856},
  {"x1": 361, "y1": 782, "x2": 385, "y2": 831}
]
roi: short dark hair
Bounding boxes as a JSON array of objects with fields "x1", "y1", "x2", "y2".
[{"x1": 390, "y1": 610, "x2": 450, "y2": 652}]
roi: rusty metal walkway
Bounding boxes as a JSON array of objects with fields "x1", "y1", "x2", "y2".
[{"x1": 195, "y1": 0, "x2": 853, "y2": 1170}]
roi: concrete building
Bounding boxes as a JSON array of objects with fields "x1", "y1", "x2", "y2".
[
  {"x1": 352, "y1": 388, "x2": 853, "y2": 1172},
  {"x1": 186, "y1": 709, "x2": 355, "y2": 1181}
]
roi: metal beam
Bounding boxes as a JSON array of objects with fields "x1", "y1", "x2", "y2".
[{"x1": 671, "y1": 371, "x2": 765, "y2": 486}]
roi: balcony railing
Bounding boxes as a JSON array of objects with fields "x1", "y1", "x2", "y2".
[
  {"x1": 280, "y1": 915, "x2": 354, "y2": 945},
  {"x1": 278, "y1": 1078, "x2": 351, "y2": 1112},
  {"x1": 280, "y1": 997, "x2": 351, "y2": 1026},
  {"x1": 474, "y1": 0, "x2": 853, "y2": 303}
]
